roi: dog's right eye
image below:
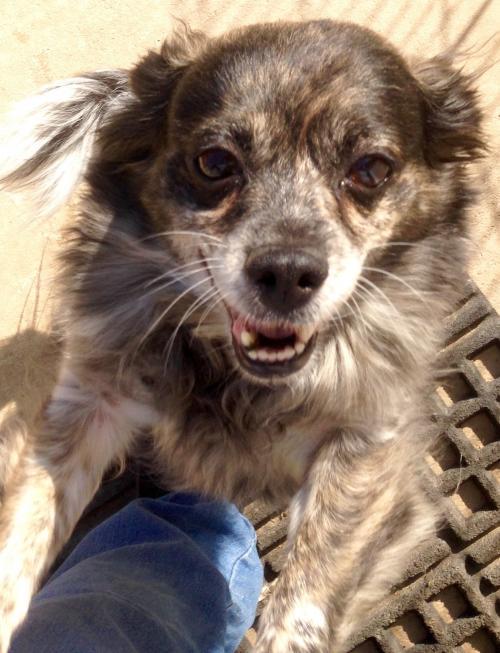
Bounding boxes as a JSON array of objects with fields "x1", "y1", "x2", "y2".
[
  {"x1": 345, "y1": 155, "x2": 393, "y2": 190},
  {"x1": 196, "y1": 149, "x2": 241, "y2": 180}
]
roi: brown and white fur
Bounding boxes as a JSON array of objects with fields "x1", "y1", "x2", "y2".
[{"x1": 0, "y1": 21, "x2": 484, "y2": 653}]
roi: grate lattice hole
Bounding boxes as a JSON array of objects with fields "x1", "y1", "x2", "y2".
[
  {"x1": 429, "y1": 585, "x2": 476, "y2": 623},
  {"x1": 389, "y1": 611, "x2": 436, "y2": 648},
  {"x1": 468, "y1": 340, "x2": 500, "y2": 382},
  {"x1": 436, "y1": 373, "x2": 476, "y2": 406},
  {"x1": 349, "y1": 638, "x2": 383, "y2": 653},
  {"x1": 458, "y1": 628, "x2": 498, "y2": 653},
  {"x1": 450, "y1": 478, "x2": 496, "y2": 518},
  {"x1": 464, "y1": 555, "x2": 483, "y2": 574},
  {"x1": 457, "y1": 410, "x2": 500, "y2": 449},
  {"x1": 427, "y1": 438, "x2": 462, "y2": 475},
  {"x1": 479, "y1": 577, "x2": 496, "y2": 596},
  {"x1": 437, "y1": 526, "x2": 465, "y2": 553}
]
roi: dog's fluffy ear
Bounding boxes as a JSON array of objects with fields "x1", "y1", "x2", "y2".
[
  {"x1": 0, "y1": 26, "x2": 208, "y2": 219},
  {"x1": 96, "y1": 26, "x2": 208, "y2": 166},
  {"x1": 414, "y1": 54, "x2": 485, "y2": 165},
  {"x1": 130, "y1": 26, "x2": 208, "y2": 110},
  {"x1": 0, "y1": 71, "x2": 130, "y2": 218}
]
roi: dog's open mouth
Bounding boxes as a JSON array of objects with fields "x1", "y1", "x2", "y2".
[{"x1": 230, "y1": 310, "x2": 317, "y2": 377}]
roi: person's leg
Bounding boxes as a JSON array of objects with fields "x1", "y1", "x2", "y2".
[{"x1": 10, "y1": 493, "x2": 263, "y2": 653}]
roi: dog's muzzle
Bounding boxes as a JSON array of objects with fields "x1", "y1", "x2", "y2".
[{"x1": 224, "y1": 247, "x2": 327, "y2": 378}]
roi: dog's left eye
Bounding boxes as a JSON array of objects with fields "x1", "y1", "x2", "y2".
[
  {"x1": 196, "y1": 149, "x2": 241, "y2": 180},
  {"x1": 346, "y1": 155, "x2": 393, "y2": 190}
]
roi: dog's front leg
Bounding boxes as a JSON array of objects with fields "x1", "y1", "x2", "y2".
[
  {"x1": 0, "y1": 364, "x2": 156, "y2": 652},
  {"x1": 254, "y1": 432, "x2": 435, "y2": 653}
]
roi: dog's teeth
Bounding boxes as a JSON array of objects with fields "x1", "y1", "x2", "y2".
[
  {"x1": 296, "y1": 325, "x2": 315, "y2": 343},
  {"x1": 281, "y1": 346, "x2": 297, "y2": 361},
  {"x1": 294, "y1": 341, "x2": 306, "y2": 355},
  {"x1": 243, "y1": 339, "x2": 306, "y2": 365},
  {"x1": 256, "y1": 350, "x2": 275, "y2": 362},
  {"x1": 241, "y1": 329, "x2": 257, "y2": 348}
]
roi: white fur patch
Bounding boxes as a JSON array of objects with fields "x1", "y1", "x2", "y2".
[
  {"x1": 0, "y1": 73, "x2": 127, "y2": 218},
  {"x1": 285, "y1": 599, "x2": 329, "y2": 633},
  {"x1": 257, "y1": 599, "x2": 328, "y2": 653}
]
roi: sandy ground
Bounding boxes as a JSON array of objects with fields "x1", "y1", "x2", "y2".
[{"x1": 0, "y1": 1, "x2": 499, "y2": 416}]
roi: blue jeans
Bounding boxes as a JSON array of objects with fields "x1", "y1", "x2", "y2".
[{"x1": 10, "y1": 493, "x2": 263, "y2": 653}]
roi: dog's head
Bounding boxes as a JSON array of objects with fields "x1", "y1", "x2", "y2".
[{"x1": 0, "y1": 21, "x2": 484, "y2": 385}]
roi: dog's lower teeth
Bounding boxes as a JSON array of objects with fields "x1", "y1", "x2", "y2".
[
  {"x1": 236, "y1": 319, "x2": 315, "y2": 365},
  {"x1": 278, "y1": 346, "x2": 296, "y2": 361},
  {"x1": 245, "y1": 345, "x2": 299, "y2": 364},
  {"x1": 255, "y1": 350, "x2": 275, "y2": 362}
]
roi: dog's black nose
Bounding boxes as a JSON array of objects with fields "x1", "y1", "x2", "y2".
[{"x1": 245, "y1": 247, "x2": 328, "y2": 312}]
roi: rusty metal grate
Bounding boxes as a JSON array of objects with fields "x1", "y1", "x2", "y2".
[{"x1": 242, "y1": 280, "x2": 500, "y2": 652}]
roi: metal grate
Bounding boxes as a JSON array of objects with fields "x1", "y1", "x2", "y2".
[{"x1": 242, "y1": 280, "x2": 500, "y2": 652}]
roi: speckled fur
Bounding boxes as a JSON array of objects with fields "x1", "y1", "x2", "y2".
[{"x1": 0, "y1": 20, "x2": 484, "y2": 653}]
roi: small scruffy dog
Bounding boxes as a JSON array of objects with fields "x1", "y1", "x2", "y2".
[{"x1": 0, "y1": 20, "x2": 484, "y2": 653}]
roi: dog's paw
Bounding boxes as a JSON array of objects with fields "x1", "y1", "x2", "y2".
[
  {"x1": 253, "y1": 631, "x2": 320, "y2": 653},
  {"x1": 254, "y1": 599, "x2": 331, "y2": 653},
  {"x1": 254, "y1": 623, "x2": 328, "y2": 652}
]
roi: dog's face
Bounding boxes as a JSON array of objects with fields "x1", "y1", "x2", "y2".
[
  {"x1": 126, "y1": 21, "x2": 480, "y2": 384},
  {"x1": 2, "y1": 21, "x2": 481, "y2": 387}
]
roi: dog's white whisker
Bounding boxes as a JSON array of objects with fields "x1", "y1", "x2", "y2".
[
  {"x1": 137, "y1": 275, "x2": 214, "y2": 351},
  {"x1": 144, "y1": 266, "x2": 225, "y2": 299},
  {"x1": 144, "y1": 261, "x2": 225, "y2": 292},
  {"x1": 362, "y1": 266, "x2": 430, "y2": 305},
  {"x1": 163, "y1": 286, "x2": 221, "y2": 369},
  {"x1": 356, "y1": 276, "x2": 402, "y2": 319},
  {"x1": 368, "y1": 241, "x2": 445, "y2": 256},
  {"x1": 340, "y1": 292, "x2": 366, "y2": 329},
  {"x1": 193, "y1": 291, "x2": 229, "y2": 335}
]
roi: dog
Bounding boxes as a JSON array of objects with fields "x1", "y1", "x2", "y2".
[{"x1": 0, "y1": 19, "x2": 484, "y2": 652}]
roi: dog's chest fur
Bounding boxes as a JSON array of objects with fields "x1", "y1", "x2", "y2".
[
  {"x1": 151, "y1": 403, "x2": 325, "y2": 504},
  {"x1": 124, "y1": 319, "x2": 428, "y2": 505}
]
